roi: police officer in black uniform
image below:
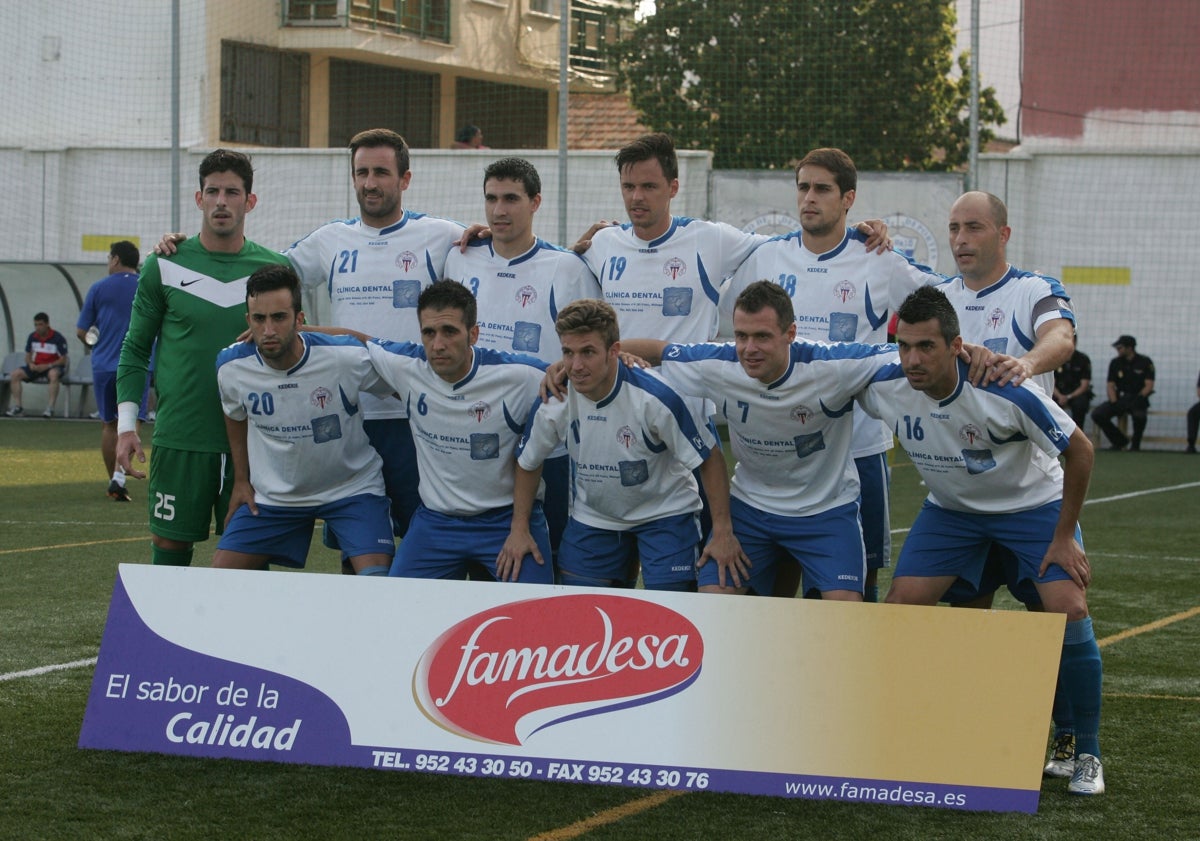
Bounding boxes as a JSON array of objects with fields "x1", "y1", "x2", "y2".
[
  {"x1": 1054, "y1": 332, "x2": 1093, "y2": 427},
  {"x1": 1091, "y1": 335, "x2": 1155, "y2": 451}
]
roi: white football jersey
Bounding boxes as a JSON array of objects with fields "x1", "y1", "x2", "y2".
[
  {"x1": 938, "y1": 266, "x2": 1075, "y2": 395},
  {"x1": 516, "y1": 364, "x2": 715, "y2": 531},
  {"x1": 443, "y1": 237, "x2": 600, "y2": 360},
  {"x1": 721, "y1": 227, "x2": 942, "y2": 457},
  {"x1": 216, "y1": 333, "x2": 389, "y2": 506},
  {"x1": 659, "y1": 340, "x2": 899, "y2": 517},
  {"x1": 584, "y1": 217, "x2": 766, "y2": 344},
  {"x1": 285, "y1": 210, "x2": 466, "y2": 419},
  {"x1": 857, "y1": 359, "x2": 1076, "y2": 514},
  {"x1": 366, "y1": 341, "x2": 547, "y2": 516}
]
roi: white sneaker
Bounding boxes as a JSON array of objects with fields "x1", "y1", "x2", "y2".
[
  {"x1": 42, "y1": 407, "x2": 53, "y2": 418},
  {"x1": 1068, "y1": 753, "x2": 1105, "y2": 795},
  {"x1": 1043, "y1": 732, "x2": 1075, "y2": 778}
]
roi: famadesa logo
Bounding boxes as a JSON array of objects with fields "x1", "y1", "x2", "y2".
[{"x1": 413, "y1": 594, "x2": 703, "y2": 745}]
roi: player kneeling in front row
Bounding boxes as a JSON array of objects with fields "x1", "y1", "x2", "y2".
[
  {"x1": 858, "y1": 286, "x2": 1105, "y2": 795},
  {"x1": 621, "y1": 281, "x2": 899, "y2": 598},
  {"x1": 352, "y1": 280, "x2": 554, "y2": 583},
  {"x1": 501, "y1": 298, "x2": 740, "y2": 591},
  {"x1": 211, "y1": 265, "x2": 394, "y2": 574}
]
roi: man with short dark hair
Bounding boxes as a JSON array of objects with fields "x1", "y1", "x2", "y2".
[
  {"x1": 116, "y1": 149, "x2": 291, "y2": 567},
  {"x1": 858, "y1": 285, "x2": 1105, "y2": 796},
  {"x1": 212, "y1": 264, "x2": 394, "y2": 574},
  {"x1": 157, "y1": 130, "x2": 468, "y2": 546},
  {"x1": 5, "y1": 313, "x2": 68, "y2": 418},
  {"x1": 720, "y1": 147, "x2": 941, "y2": 600},
  {"x1": 1091, "y1": 335, "x2": 1155, "y2": 451},
  {"x1": 442, "y1": 156, "x2": 601, "y2": 561},
  {"x1": 76, "y1": 241, "x2": 150, "y2": 500},
  {"x1": 326, "y1": 280, "x2": 553, "y2": 582}
]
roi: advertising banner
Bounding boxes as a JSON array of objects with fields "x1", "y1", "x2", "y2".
[{"x1": 80, "y1": 565, "x2": 1064, "y2": 812}]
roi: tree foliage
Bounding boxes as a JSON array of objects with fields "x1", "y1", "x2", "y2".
[{"x1": 613, "y1": 0, "x2": 1006, "y2": 170}]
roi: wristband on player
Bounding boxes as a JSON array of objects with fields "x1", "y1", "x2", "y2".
[{"x1": 117, "y1": 401, "x2": 139, "y2": 435}]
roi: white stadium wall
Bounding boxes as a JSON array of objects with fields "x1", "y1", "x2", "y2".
[{"x1": 1, "y1": 145, "x2": 1196, "y2": 446}]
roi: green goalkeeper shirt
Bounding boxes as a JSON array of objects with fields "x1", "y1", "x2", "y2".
[{"x1": 116, "y1": 238, "x2": 291, "y2": 453}]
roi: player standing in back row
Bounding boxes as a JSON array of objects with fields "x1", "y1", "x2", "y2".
[{"x1": 116, "y1": 149, "x2": 291, "y2": 566}]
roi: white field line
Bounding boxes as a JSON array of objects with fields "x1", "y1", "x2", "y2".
[
  {"x1": 0, "y1": 657, "x2": 98, "y2": 682},
  {"x1": 890, "y1": 479, "x2": 1200, "y2": 535}
]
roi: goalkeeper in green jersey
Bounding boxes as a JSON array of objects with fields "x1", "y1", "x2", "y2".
[{"x1": 115, "y1": 149, "x2": 290, "y2": 567}]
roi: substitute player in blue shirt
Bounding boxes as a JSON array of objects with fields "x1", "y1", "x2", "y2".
[
  {"x1": 213, "y1": 265, "x2": 395, "y2": 575},
  {"x1": 75, "y1": 240, "x2": 152, "y2": 501},
  {"x1": 858, "y1": 286, "x2": 1105, "y2": 796}
]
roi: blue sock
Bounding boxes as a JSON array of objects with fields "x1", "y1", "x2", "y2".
[
  {"x1": 1060, "y1": 617, "x2": 1102, "y2": 758},
  {"x1": 1051, "y1": 673, "x2": 1074, "y2": 738}
]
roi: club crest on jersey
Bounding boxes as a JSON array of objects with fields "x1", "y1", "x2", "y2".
[
  {"x1": 515, "y1": 285, "x2": 537, "y2": 307},
  {"x1": 662, "y1": 257, "x2": 687, "y2": 281},
  {"x1": 468, "y1": 401, "x2": 492, "y2": 423},
  {"x1": 987, "y1": 307, "x2": 1005, "y2": 330},
  {"x1": 790, "y1": 405, "x2": 815, "y2": 424},
  {"x1": 309, "y1": 387, "x2": 334, "y2": 410},
  {"x1": 958, "y1": 423, "x2": 984, "y2": 445},
  {"x1": 396, "y1": 251, "x2": 419, "y2": 273},
  {"x1": 616, "y1": 425, "x2": 636, "y2": 448},
  {"x1": 413, "y1": 594, "x2": 704, "y2": 745},
  {"x1": 834, "y1": 280, "x2": 856, "y2": 303}
]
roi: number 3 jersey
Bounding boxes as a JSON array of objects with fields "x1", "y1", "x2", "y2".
[
  {"x1": 857, "y1": 358, "x2": 1076, "y2": 514},
  {"x1": 443, "y1": 238, "x2": 601, "y2": 359},
  {"x1": 284, "y1": 210, "x2": 466, "y2": 420},
  {"x1": 216, "y1": 333, "x2": 390, "y2": 506}
]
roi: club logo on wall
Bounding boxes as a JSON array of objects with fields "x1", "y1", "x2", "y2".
[
  {"x1": 881, "y1": 214, "x2": 939, "y2": 268},
  {"x1": 741, "y1": 212, "x2": 801, "y2": 236},
  {"x1": 414, "y1": 595, "x2": 704, "y2": 745}
]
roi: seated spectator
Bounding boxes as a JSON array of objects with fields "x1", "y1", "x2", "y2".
[
  {"x1": 5, "y1": 312, "x2": 69, "y2": 418},
  {"x1": 1091, "y1": 335, "x2": 1154, "y2": 451},
  {"x1": 1053, "y1": 332, "x2": 1093, "y2": 428}
]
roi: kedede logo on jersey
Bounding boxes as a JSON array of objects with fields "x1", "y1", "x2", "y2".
[{"x1": 414, "y1": 595, "x2": 704, "y2": 745}]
